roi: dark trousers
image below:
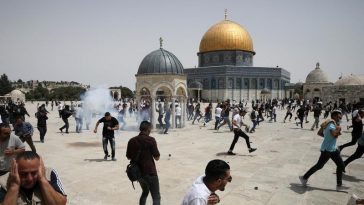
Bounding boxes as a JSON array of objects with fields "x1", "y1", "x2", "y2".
[
  {"x1": 192, "y1": 113, "x2": 202, "y2": 124},
  {"x1": 157, "y1": 115, "x2": 164, "y2": 129},
  {"x1": 229, "y1": 129, "x2": 251, "y2": 151},
  {"x1": 344, "y1": 144, "x2": 364, "y2": 167},
  {"x1": 339, "y1": 132, "x2": 361, "y2": 151},
  {"x1": 139, "y1": 175, "x2": 161, "y2": 205},
  {"x1": 164, "y1": 119, "x2": 170, "y2": 134},
  {"x1": 217, "y1": 117, "x2": 232, "y2": 130},
  {"x1": 303, "y1": 150, "x2": 344, "y2": 185},
  {"x1": 19, "y1": 135, "x2": 36, "y2": 153},
  {"x1": 284, "y1": 113, "x2": 292, "y2": 121},
  {"x1": 251, "y1": 120, "x2": 258, "y2": 132},
  {"x1": 257, "y1": 115, "x2": 264, "y2": 125},
  {"x1": 298, "y1": 116, "x2": 304, "y2": 128},
  {"x1": 214, "y1": 116, "x2": 221, "y2": 130},
  {"x1": 60, "y1": 118, "x2": 69, "y2": 132},
  {"x1": 102, "y1": 137, "x2": 115, "y2": 158},
  {"x1": 37, "y1": 126, "x2": 47, "y2": 142}
]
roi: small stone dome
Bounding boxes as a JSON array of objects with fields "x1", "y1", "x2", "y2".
[
  {"x1": 335, "y1": 74, "x2": 364, "y2": 86},
  {"x1": 305, "y1": 63, "x2": 330, "y2": 83},
  {"x1": 189, "y1": 81, "x2": 203, "y2": 90},
  {"x1": 10, "y1": 90, "x2": 24, "y2": 96},
  {"x1": 261, "y1": 88, "x2": 271, "y2": 94},
  {"x1": 137, "y1": 48, "x2": 184, "y2": 75}
]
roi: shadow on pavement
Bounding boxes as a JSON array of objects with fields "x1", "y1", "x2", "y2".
[
  {"x1": 216, "y1": 152, "x2": 256, "y2": 157},
  {"x1": 343, "y1": 174, "x2": 364, "y2": 182},
  {"x1": 84, "y1": 159, "x2": 108, "y2": 162},
  {"x1": 289, "y1": 183, "x2": 348, "y2": 194}
]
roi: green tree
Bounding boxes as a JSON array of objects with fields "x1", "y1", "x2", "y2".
[
  {"x1": 0, "y1": 74, "x2": 13, "y2": 96},
  {"x1": 109, "y1": 86, "x2": 134, "y2": 99},
  {"x1": 25, "y1": 85, "x2": 49, "y2": 100},
  {"x1": 50, "y1": 86, "x2": 86, "y2": 101}
]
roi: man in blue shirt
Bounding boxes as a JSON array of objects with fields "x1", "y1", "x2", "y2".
[{"x1": 299, "y1": 110, "x2": 345, "y2": 188}]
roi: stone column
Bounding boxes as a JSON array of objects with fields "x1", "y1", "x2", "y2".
[
  {"x1": 181, "y1": 98, "x2": 186, "y2": 128},
  {"x1": 151, "y1": 97, "x2": 157, "y2": 129},
  {"x1": 171, "y1": 97, "x2": 176, "y2": 129}
]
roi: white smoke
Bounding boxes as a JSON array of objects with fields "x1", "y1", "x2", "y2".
[
  {"x1": 80, "y1": 87, "x2": 139, "y2": 132},
  {"x1": 81, "y1": 87, "x2": 118, "y2": 117}
]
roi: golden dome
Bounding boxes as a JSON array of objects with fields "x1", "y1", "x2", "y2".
[{"x1": 199, "y1": 20, "x2": 254, "y2": 53}]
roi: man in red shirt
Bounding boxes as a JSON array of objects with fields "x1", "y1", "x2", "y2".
[{"x1": 126, "y1": 121, "x2": 160, "y2": 205}]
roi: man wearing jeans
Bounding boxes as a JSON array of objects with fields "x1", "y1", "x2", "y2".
[
  {"x1": 310, "y1": 105, "x2": 322, "y2": 130},
  {"x1": 299, "y1": 110, "x2": 345, "y2": 189},
  {"x1": 227, "y1": 109, "x2": 257, "y2": 155},
  {"x1": 94, "y1": 112, "x2": 119, "y2": 161},
  {"x1": 126, "y1": 121, "x2": 161, "y2": 205}
]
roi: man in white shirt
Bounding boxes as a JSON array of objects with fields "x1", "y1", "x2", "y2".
[
  {"x1": 227, "y1": 109, "x2": 257, "y2": 155},
  {"x1": 0, "y1": 123, "x2": 25, "y2": 175},
  {"x1": 214, "y1": 104, "x2": 222, "y2": 130},
  {"x1": 181, "y1": 159, "x2": 231, "y2": 205}
]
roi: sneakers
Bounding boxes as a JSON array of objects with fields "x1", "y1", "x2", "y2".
[
  {"x1": 112, "y1": 158, "x2": 117, "y2": 161},
  {"x1": 227, "y1": 151, "x2": 236, "y2": 155},
  {"x1": 59, "y1": 128, "x2": 63, "y2": 133},
  {"x1": 336, "y1": 184, "x2": 349, "y2": 191},
  {"x1": 299, "y1": 176, "x2": 307, "y2": 186},
  {"x1": 249, "y1": 148, "x2": 257, "y2": 153},
  {"x1": 104, "y1": 154, "x2": 110, "y2": 160}
]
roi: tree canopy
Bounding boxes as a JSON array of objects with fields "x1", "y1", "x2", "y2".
[{"x1": 0, "y1": 74, "x2": 13, "y2": 96}]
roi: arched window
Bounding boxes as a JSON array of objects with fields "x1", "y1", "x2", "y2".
[{"x1": 228, "y1": 78, "x2": 234, "y2": 89}]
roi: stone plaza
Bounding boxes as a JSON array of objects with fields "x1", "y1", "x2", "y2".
[{"x1": 20, "y1": 102, "x2": 364, "y2": 205}]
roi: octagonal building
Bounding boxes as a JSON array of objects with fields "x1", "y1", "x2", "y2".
[{"x1": 184, "y1": 15, "x2": 290, "y2": 102}]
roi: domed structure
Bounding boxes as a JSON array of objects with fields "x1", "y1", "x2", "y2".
[
  {"x1": 185, "y1": 11, "x2": 291, "y2": 101},
  {"x1": 321, "y1": 74, "x2": 364, "y2": 104},
  {"x1": 199, "y1": 20, "x2": 254, "y2": 54},
  {"x1": 305, "y1": 63, "x2": 329, "y2": 83},
  {"x1": 135, "y1": 38, "x2": 187, "y2": 129},
  {"x1": 197, "y1": 15, "x2": 256, "y2": 67},
  {"x1": 303, "y1": 63, "x2": 333, "y2": 101},
  {"x1": 9, "y1": 89, "x2": 25, "y2": 102},
  {"x1": 334, "y1": 74, "x2": 364, "y2": 86},
  {"x1": 137, "y1": 48, "x2": 184, "y2": 75}
]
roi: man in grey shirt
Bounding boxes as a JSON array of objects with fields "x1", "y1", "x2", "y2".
[{"x1": 0, "y1": 123, "x2": 25, "y2": 175}]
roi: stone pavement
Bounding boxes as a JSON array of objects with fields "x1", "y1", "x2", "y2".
[{"x1": 21, "y1": 102, "x2": 363, "y2": 204}]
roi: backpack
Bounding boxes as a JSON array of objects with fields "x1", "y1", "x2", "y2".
[
  {"x1": 126, "y1": 143, "x2": 144, "y2": 189},
  {"x1": 317, "y1": 119, "x2": 336, "y2": 137},
  {"x1": 250, "y1": 111, "x2": 256, "y2": 120},
  {"x1": 126, "y1": 163, "x2": 142, "y2": 189}
]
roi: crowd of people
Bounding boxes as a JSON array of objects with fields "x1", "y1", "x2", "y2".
[{"x1": 0, "y1": 97, "x2": 363, "y2": 205}]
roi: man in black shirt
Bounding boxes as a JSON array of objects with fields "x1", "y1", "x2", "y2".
[
  {"x1": 310, "y1": 105, "x2": 322, "y2": 130},
  {"x1": 36, "y1": 109, "x2": 48, "y2": 143},
  {"x1": 296, "y1": 106, "x2": 305, "y2": 128},
  {"x1": 94, "y1": 112, "x2": 119, "y2": 161},
  {"x1": 338, "y1": 110, "x2": 364, "y2": 152}
]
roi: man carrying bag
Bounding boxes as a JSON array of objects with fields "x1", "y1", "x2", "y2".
[{"x1": 126, "y1": 121, "x2": 161, "y2": 205}]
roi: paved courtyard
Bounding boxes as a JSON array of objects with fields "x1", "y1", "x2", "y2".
[{"x1": 21, "y1": 102, "x2": 364, "y2": 204}]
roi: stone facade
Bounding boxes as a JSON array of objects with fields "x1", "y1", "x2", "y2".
[
  {"x1": 185, "y1": 66, "x2": 290, "y2": 102},
  {"x1": 322, "y1": 85, "x2": 364, "y2": 104},
  {"x1": 303, "y1": 82, "x2": 333, "y2": 100}
]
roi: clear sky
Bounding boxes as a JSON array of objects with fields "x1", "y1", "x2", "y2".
[{"x1": 1, "y1": 0, "x2": 363, "y2": 89}]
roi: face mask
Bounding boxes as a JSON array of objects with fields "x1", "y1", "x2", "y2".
[{"x1": 337, "y1": 120, "x2": 342, "y2": 125}]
